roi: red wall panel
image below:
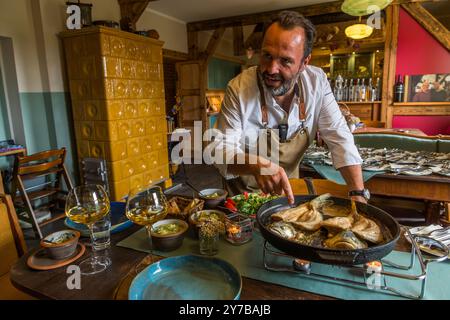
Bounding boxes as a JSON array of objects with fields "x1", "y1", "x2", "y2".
[{"x1": 393, "y1": 8, "x2": 450, "y2": 134}]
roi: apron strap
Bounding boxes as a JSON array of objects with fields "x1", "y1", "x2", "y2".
[{"x1": 256, "y1": 73, "x2": 306, "y2": 126}]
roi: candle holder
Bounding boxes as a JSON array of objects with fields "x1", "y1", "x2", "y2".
[{"x1": 224, "y1": 213, "x2": 253, "y2": 245}]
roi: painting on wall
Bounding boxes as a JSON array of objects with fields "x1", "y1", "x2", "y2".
[{"x1": 408, "y1": 73, "x2": 450, "y2": 102}]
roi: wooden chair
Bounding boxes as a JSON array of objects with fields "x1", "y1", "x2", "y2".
[
  {"x1": 11, "y1": 148, "x2": 74, "y2": 239},
  {"x1": 289, "y1": 178, "x2": 349, "y2": 198},
  {"x1": 0, "y1": 193, "x2": 33, "y2": 299}
]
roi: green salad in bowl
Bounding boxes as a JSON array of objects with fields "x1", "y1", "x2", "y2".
[{"x1": 224, "y1": 192, "x2": 280, "y2": 218}]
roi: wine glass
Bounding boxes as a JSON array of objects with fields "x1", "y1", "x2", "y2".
[
  {"x1": 65, "y1": 184, "x2": 111, "y2": 275},
  {"x1": 125, "y1": 186, "x2": 168, "y2": 265}
]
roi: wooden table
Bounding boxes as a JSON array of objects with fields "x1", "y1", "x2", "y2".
[
  {"x1": 9, "y1": 223, "x2": 334, "y2": 300},
  {"x1": 0, "y1": 148, "x2": 26, "y2": 193},
  {"x1": 299, "y1": 165, "x2": 450, "y2": 224}
]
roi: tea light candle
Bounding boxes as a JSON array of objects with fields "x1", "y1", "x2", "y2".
[{"x1": 365, "y1": 261, "x2": 382, "y2": 273}]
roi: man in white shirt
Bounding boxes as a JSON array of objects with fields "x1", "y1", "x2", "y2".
[{"x1": 214, "y1": 11, "x2": 367, "y2": 204}]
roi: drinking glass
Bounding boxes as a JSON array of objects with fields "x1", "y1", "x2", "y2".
[
  {"x1": 65, "y1": 184, "x2": 111, "y2": 275},
  {"x1": 125, "y1": 186, "x2": 168, "y2": 263}
]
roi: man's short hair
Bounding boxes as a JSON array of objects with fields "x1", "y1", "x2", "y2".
[{"x1": 263, "y1": 11, "x2": 316, "y2": 60}]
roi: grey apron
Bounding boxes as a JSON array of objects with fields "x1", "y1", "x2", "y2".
[{"x1": 224, "y1": 73, "x2": 310, "y2": 196}]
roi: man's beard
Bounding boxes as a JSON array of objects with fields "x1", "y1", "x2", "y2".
[{"x1": 260, "y1": 70, "x2": 299, "y2": 97}]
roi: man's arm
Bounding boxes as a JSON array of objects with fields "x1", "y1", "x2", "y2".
[
  {"x1": 339, "y1": 164, "x2": 366, "y2": 203},
  {"x1": 227, "y1": 154, "x2": 295, "y2": 204}
]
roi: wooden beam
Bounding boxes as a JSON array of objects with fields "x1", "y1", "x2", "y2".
[
  {"x1": 213, "y1": 52, "x2": 245, "y2": 65},
  {"x1": 401, "y1": 2, "x2": 450, "y2": 51},
  {"x1": 233, "y1": 26, "x2": 245, "y2": 56},
  {"x1": 187, "y1": 1, "x2": 345, "y2": 32},
  {"x1": 199, "y1": 28, "x2": 226, "y2": 61},
  {"x1": 118, "y1": 0, "x2": 152, "y2": 31},
  {"x1": 187, "y1": 31, "x2": 199, "y2": 59},
  {"x1": 381, "y1": 4, "x2": 400, "y2": 127},
  {"x1": 163, "y1": 49, "x2": 189, "y2": 61}
]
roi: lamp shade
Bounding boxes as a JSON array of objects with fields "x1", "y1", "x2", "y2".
[
  {"x1": 341, "y1": 0, "x2": 392, "y2": 16},
  {"x1": 345, "y1": 24, "x2": 374, "y2": 39}
]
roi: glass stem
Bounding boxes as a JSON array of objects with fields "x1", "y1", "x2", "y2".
[
  {"x1": 145, "y1": 224, "x2": 154, "y2": 259},
  {"x1": 87, "y1": 223, "x2": 98, "y2": 263}
]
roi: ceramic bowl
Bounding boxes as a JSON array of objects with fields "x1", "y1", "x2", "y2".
[
  {"x1": 150, "y1": 219, "x2": 189, "y2": 252},
  {"x1": 40, "y1": 230, "x2": 80, "y2": 260},
  {"x1": 198, "y1": 188, "x2": 228, "y2": 208},
  {"x1": 188, "y1": 209, "x2": 226, "y2": 238}
]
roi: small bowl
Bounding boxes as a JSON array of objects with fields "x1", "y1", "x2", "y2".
[
  {"x1": 189, "y1": 209, "x2": 226, "y2": 238},
  {"x1": 40, "y1": 230, "x2": 80, "y2": 260},
  {"x1": 199, "y1": 188, "x2": 228, "y2": 208},
  {"x1": 150, "y1": 219, "x2": 189, "y2": 252}
]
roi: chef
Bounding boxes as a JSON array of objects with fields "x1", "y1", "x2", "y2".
[{"x1": 214, "y1": 11, "x2": 368, "y2": 204}]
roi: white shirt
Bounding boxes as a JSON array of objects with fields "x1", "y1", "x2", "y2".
[{"x1": 214, "y1": 65, "x2": 362, "y2": 179}]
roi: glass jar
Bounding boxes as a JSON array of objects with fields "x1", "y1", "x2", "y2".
[
  {"x1": 199, "y1": 227, "x2": 219, "y2": 256},
  {"x1": 224, "y1": 213, "x2": 253, "y2": 245}
]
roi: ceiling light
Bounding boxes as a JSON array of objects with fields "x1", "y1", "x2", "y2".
[
  {"x1": 345, "y1": 24, "x2": 374, "y2": 39},
  {"x1": 341, "y1": 0, "x2": 393, "y2": 16}
]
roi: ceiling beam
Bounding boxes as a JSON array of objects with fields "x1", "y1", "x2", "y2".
[
  {"x1": 187, "y1": 1, "x2": 347, "y2": 32},
  {"x1": 199, "y1": 27, "x2": 226, "y2": 61},
  {"x1": 233, "y1": 26, "x2": 245, "y2": 56},
  {"x1": 118, "y1": 0, "x2": 154, "y2": 31},
  {"x1": 401, "y1": 2, "x2": 450, "y2": 51}
]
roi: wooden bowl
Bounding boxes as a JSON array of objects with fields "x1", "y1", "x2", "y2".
[
  {"x1": 40, "y1": 230, "x2": 80, "y2": 260},
  {"x1": 150, "y1": 219, "x2": 189, "y2": 252},
  {"x1": 199, "y1": 188, "x2": 228, "y2": 208}
]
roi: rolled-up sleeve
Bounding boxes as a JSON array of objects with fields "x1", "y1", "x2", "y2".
[
  {"x1": 213, "y1": 83, "x2": 245, "y2": 179},
  {"x1": 317, "y1": 73, "x2": 362, "y2": 169}
]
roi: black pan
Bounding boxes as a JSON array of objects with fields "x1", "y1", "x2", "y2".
[{"x1": 256, "y1": 195, "x2": 401, "y2": 266}]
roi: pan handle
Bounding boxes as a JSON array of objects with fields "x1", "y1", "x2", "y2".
[{"x1": 303, "y1": 177, "x2": 317, "y2": 196}]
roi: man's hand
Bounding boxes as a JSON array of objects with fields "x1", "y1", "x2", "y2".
[{"x1": 252, "y1": 158, "x2": 295, "y2": 205}]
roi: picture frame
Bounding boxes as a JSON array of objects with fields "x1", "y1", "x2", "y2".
[{"x1": 408, "y1": 73, "x2": 450, "y2": 103}]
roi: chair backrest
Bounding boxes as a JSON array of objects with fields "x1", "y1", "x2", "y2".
[
  {"x1": 12, "y1": 148, "x2": 73, "y2": 193},
  {"x1": 289, "y1": 178, "x2": 349, "y2": 198},
  {"x1": 0, "y1": 194, "x2": 26, "y2": 276},
  {"x1": 353, "y1": 132, "x2": 439, "y2": 152}
]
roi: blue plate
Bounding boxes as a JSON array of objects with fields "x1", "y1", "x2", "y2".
[
  {"x1": 64, "y1": 202, "x2": 133, "y2": 237},
  {"x1": 129, "y1": 255, "x2": 242, "y2": 300}
]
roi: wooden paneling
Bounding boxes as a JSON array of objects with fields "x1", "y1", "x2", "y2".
[{"x1": 187, "y1": 1, "x2": 345, "y2": 32}]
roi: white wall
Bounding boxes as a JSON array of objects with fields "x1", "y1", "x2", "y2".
[
  {"x1": 137, "y1": 8, "x2": 188, "y2": 53},
  {"x1": 0, "y1": 0, "x2": 122, "y2": 93},
  {"x1": 0, "y1": 0, "x2": 42, "y2": 92}
]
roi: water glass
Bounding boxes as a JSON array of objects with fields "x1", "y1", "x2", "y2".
[{"x1": 91, "y1": 214, "x2": 111, "y2": 251}]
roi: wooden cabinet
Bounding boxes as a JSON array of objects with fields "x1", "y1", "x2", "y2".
[
  {"x1": 61, "y1": 26, "x2": 170, "y2": 200},
  {"x1": 339, "y1": 101, "x2": 382, "y2": 122}
]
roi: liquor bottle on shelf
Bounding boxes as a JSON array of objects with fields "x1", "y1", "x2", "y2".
[
  {"x1": 354, "y1": 79, "x2": 360, "y2": 102},
  {"x1": 376, "y1": 77, "x2": 381, "y2": 101},
  {"x1": 394, "y1": 75, "x2": 404, "y2": 102},
  {"x1": 343, "y1": 78, "x2": 348, "y2": 101},
  {"x1": 348, "y1": 78, "x2": 354, "y2": 102},
  {"x1": 368, "y1": 78, "x2": 376, "y2": 102},
  {"x1": 359, "y1": 79, "x2": 366, "y2": 102},
  {"x1": 335, "y1": 75, "x2": 343, "y2": 102}
]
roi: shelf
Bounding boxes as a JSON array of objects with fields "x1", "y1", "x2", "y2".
[
  {"x1": 392, "y1": 102, "x2": 450, "y2": 106},
  {"x1": 338, "y1": 101, "x2": 382, "y2": 104}
]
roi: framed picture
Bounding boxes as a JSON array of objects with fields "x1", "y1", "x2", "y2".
[{"x1": 408, "y1": 73, "x2": 450, "y2": 102}]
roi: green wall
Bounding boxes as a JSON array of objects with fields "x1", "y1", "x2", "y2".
[
  {"x1": 18, "y1": 92, "x2": 77, "y2": 183},
  {"x1": 207, "y1": 57, "x2": 241, "y2": 90}
]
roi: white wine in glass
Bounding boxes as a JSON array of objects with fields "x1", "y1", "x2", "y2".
[
  {"x1": 126, "y1": 186, "x2": 168, "y2": 263},
  {"x1": 65, "y1": 184, "x2": 111, "y2": 275}
]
